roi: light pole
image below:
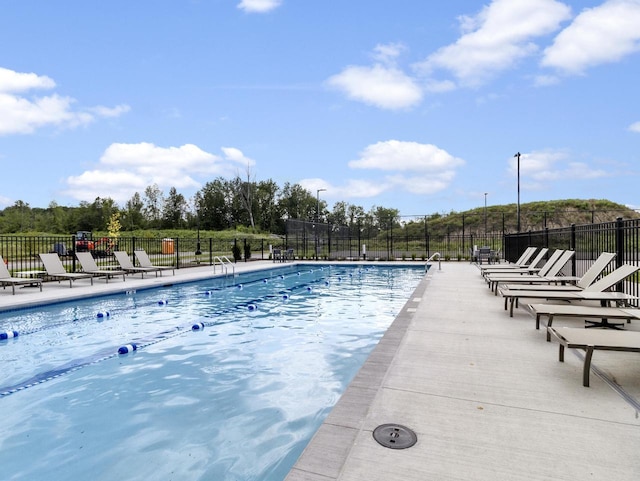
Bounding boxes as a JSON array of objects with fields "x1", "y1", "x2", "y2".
[
  {"x1": 484, "y1": 192, "x2": 488, "y2": 235},
  {"x1": 514, "y1": 152, "x2": 521, "y2": 232},
  {"x1": 316, "y1": 188, "x2": 326, "y2": 259}
]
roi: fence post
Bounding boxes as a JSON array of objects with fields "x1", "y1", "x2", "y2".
[
  {"x1": 175, "y1": 238, "x2": 180, "y2": 269},
  {"x1": 71, "y1": 234, "x2": 77, "y2": 272},
  {"x1": 544, "y1": 227, "x2": 549, "y2": 248},
  {"x1": 616, "y1": 217, "x2": 624, "y2": 268},
  {"x1": 570, "y1": 224, "x2": 576, "y2": 277}
]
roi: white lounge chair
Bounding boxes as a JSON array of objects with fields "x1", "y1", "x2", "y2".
[
  {"x1": 548, "y1": 326, "x2": 640, "y2": 386},
  {"x1": 479, "y1": 247, "x2": 540, "y2": 275},
  {"x1": 39, "y1": 253, "x2": 95, "y2": 287},
  {"x1": 485, "y1": 250, "x2": 574, "y2": 294},
  {"x1": 501, "y1": 263, "x2": 640, "y2": 317},
  {"x1": 134, "y1": 250, "x2": 175, "y2": 276},
  {"x1": 0, "y1": 258, "x2": 42, "y2": 294},
  {"x1": 532, "y1": 304, "x2": 640, "y2": 340},
  {"x1": 113, "y1": 251, "x2": 161, "y2": 278},
  {"x1": 76, "y1": 252, "x2": 126, "y2": 282},
  {"x1": 501, "y1": 252, "x2": 616, "y2": 292}
]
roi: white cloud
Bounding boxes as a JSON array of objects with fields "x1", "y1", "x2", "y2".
[
  {"x1": 349, "y1": 140, "x2": 464, "y2": 172},
  {"x1": 372, "y1": 43, "x2": 406, "y2": 65},
  {"x1": 89, "y1": 104, "x2": 131, "y2": 118},
  {"x1": 300, "y1": 178, "x2": 389, "y2": 200},
  {"x1": 64, "y1": 143, "x2": 252, "y2": 203},
  {"x1": 0, "y1": 67, "x2": 130, "y2": 136},
  {"x1": 237, "y1": 0, "x2": 282, "y2": 13},
  {"x1": 0, "y1": 67, "x2": 55, "y2": 93},
  {"x1": 416, "y1": 0, "x2": 571, "y2": 87},
  {"x1": 327, "y1": 42, "x2": 422, "y2": 110},
  {"x1": 221, "y1": 146, "x2": 256, "y2": 167},
  {"x1": 508, "y1": 150, "x2": 610, "y2": 188},
  {"x1": 542, "y1": 0, "x2": 640, "y2": 74},
  {"x1": 302, "y1": 141, "x2": 464, "y2": 202},
  {"x1": 327, "y1": 64, "x2": 423, "y2": 110},
  {"x1": 629, "y1": 121, "x2": 640, "y2": 133}
]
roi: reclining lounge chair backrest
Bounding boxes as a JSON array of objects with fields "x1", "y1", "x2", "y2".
[
  {"x1": 584, "y1": 264, "x2": 640, "y2": 292},
  {"x1": 114, "y1": 251, "x2": 135, "y2": 269},
  {"x1": 525, "y1": 248, "x2": 550, "y2": 269},
  {"x1": 540, "y1": 250, "x2": 574, "y2": 277},
  {"x1": 576, "y1": 252, "x2": 616, "y2": 289},
  {"x1": 0, "y1": 259, "x2": 13, "y2": 279},
  {"x1": 39, "y1": 253, "x2": 67, "y2": 275},
  {"x1": 515, "y1": 247, "x2": 537, "y2": 266},
  {"x1": 76, "y1": 252, "x2": 100, "y2": 272}
]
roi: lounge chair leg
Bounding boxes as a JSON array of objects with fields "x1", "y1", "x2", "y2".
[
  {"x1": 558, "y1": 343, "x2": 565, "y2": 362},
  {"x1": 546, "y1": 315, "x2": 555, "y2": 341},
  {"x1": 583, "y1": 346, "x2": 595, "y2": 387}
]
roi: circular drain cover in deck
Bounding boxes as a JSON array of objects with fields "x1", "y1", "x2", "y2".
[{"x1": 373, "y1": 424, "x2": 417, "y2": 449}]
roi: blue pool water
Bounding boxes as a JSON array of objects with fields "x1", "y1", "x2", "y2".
[{"x1": 0, "y1": 264, "x2": 424, "y2": 481}]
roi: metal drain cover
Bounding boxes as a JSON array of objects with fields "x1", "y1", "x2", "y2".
[{"x1": 373, "y1": 424, "x2": 417, "y2": 449}]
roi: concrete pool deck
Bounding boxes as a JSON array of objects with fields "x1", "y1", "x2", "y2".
[{"x1": 2, "y1": 261, "x2": 639, "y2": 479}]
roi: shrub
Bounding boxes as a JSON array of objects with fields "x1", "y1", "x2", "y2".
[{"x1": 231, "y1": 244, "x2": 241, "y2": 261}]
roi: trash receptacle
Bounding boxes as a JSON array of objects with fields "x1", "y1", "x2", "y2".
[{"x1": 161, "y1": 238, "x2": 174, "y2": 254}]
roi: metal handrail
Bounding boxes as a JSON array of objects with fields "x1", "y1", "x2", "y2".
[
  {"x1": 213, "y1": 256, "x2": 235, "y2": 276},
  {"x1": 426, "y1": 252, "x2": 442, "y2": 271}
]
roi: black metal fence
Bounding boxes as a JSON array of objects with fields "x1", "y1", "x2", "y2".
[
  {"x1": 284, "y1": 219, "x2": 503, "y2": 261},
  {"x1": 0, "y1": 235, "x2": 271, "y2": 273},
  {"x1": 505, "y1": 218, "x2": 640, "y2": 304},
  {"x1": 3, "y1": 217, "x2": 640, "y2": 298}
]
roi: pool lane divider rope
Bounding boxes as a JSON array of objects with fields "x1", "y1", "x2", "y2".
[
  {"x1": 0, "y1": 270, "x2": 342, "y2": 343},
  {"x1": 0, "y1": 268, "x2": 363, "y2": 396}
]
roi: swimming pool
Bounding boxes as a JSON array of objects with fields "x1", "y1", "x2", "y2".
[{"x1": 0, "y1": 264, "x2": 424, "y2": 481}]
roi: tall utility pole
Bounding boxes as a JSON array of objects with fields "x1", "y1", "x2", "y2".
[
  {"x1": 484, "y1": 192, "x2": 488, "y2": 234},
  {"x1": 514, "y1": 152, "x2": 521, "y2": 232}
]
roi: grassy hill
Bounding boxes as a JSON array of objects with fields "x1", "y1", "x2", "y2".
[{"x1": 410, "y1": 199, "x2": 639, "y2": 237}]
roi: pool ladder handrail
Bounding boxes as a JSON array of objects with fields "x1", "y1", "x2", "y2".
[
  {"x1": 425, "y1": 252, "x2": 442, "y2": 271},
  {"x1": 213, "y1": 256, "x2": 235, "y2": 276}
]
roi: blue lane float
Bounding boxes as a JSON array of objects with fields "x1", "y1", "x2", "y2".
[
  {"x1": 0, "y1": 330, "x2": 18, "y2": 340},
  {"x1": 96, "y1": 311, "x2": 110, "y2": 318},
  {"x1": 118, "y1": 343, "x2": 137, "y2": 354},
  {"x1": 247, "y1": 303, "x2": 258, "y2": 311},
  {"x1": 192, "y1": 322, "x2": 205, "y2": 331}
]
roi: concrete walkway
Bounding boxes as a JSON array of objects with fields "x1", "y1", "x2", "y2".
[
  {"x1": 287, "y1": 262, "x2": 640, "y2": 481},
  {"x1": 2, "y1": 261, "x2": 639, "y2": 479}
]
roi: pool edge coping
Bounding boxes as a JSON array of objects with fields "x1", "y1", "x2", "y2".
[{"x1": 284, "y1": 270, "x2": 433, "y2": 480}]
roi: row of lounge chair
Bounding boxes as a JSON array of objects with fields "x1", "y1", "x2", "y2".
[
  {"x1": 0, "y1": 250, "x2": 174, "y2": 293},
  {"x1": 477, "y1": 248, "x2": 640, "y2": 386}
]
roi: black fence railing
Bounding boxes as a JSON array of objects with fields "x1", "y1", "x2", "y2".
[
  {"x1": 0, "y1": 235, "x2": 270, "y2": 274},
  {"x1": 284, "y1": 219, "x2": 504, "y2": 261},
  {"x1": 505, "y1": 218, "x2": 640, "y2": 304}
]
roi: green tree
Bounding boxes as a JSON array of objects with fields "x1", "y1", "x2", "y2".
[
  {"x1": 143, "y1": 184, "x2": 164, "y2": 227},
  {"x1": 122, "y1": 192, "x2": 146, "y2": 230},
  {"x1": 162, "y1": 187, "x2": 187, "y2": 228}
]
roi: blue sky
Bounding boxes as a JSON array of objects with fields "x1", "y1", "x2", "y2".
[{"x1": 1, "y1": 0, "x2": 639, "y2": 216}]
